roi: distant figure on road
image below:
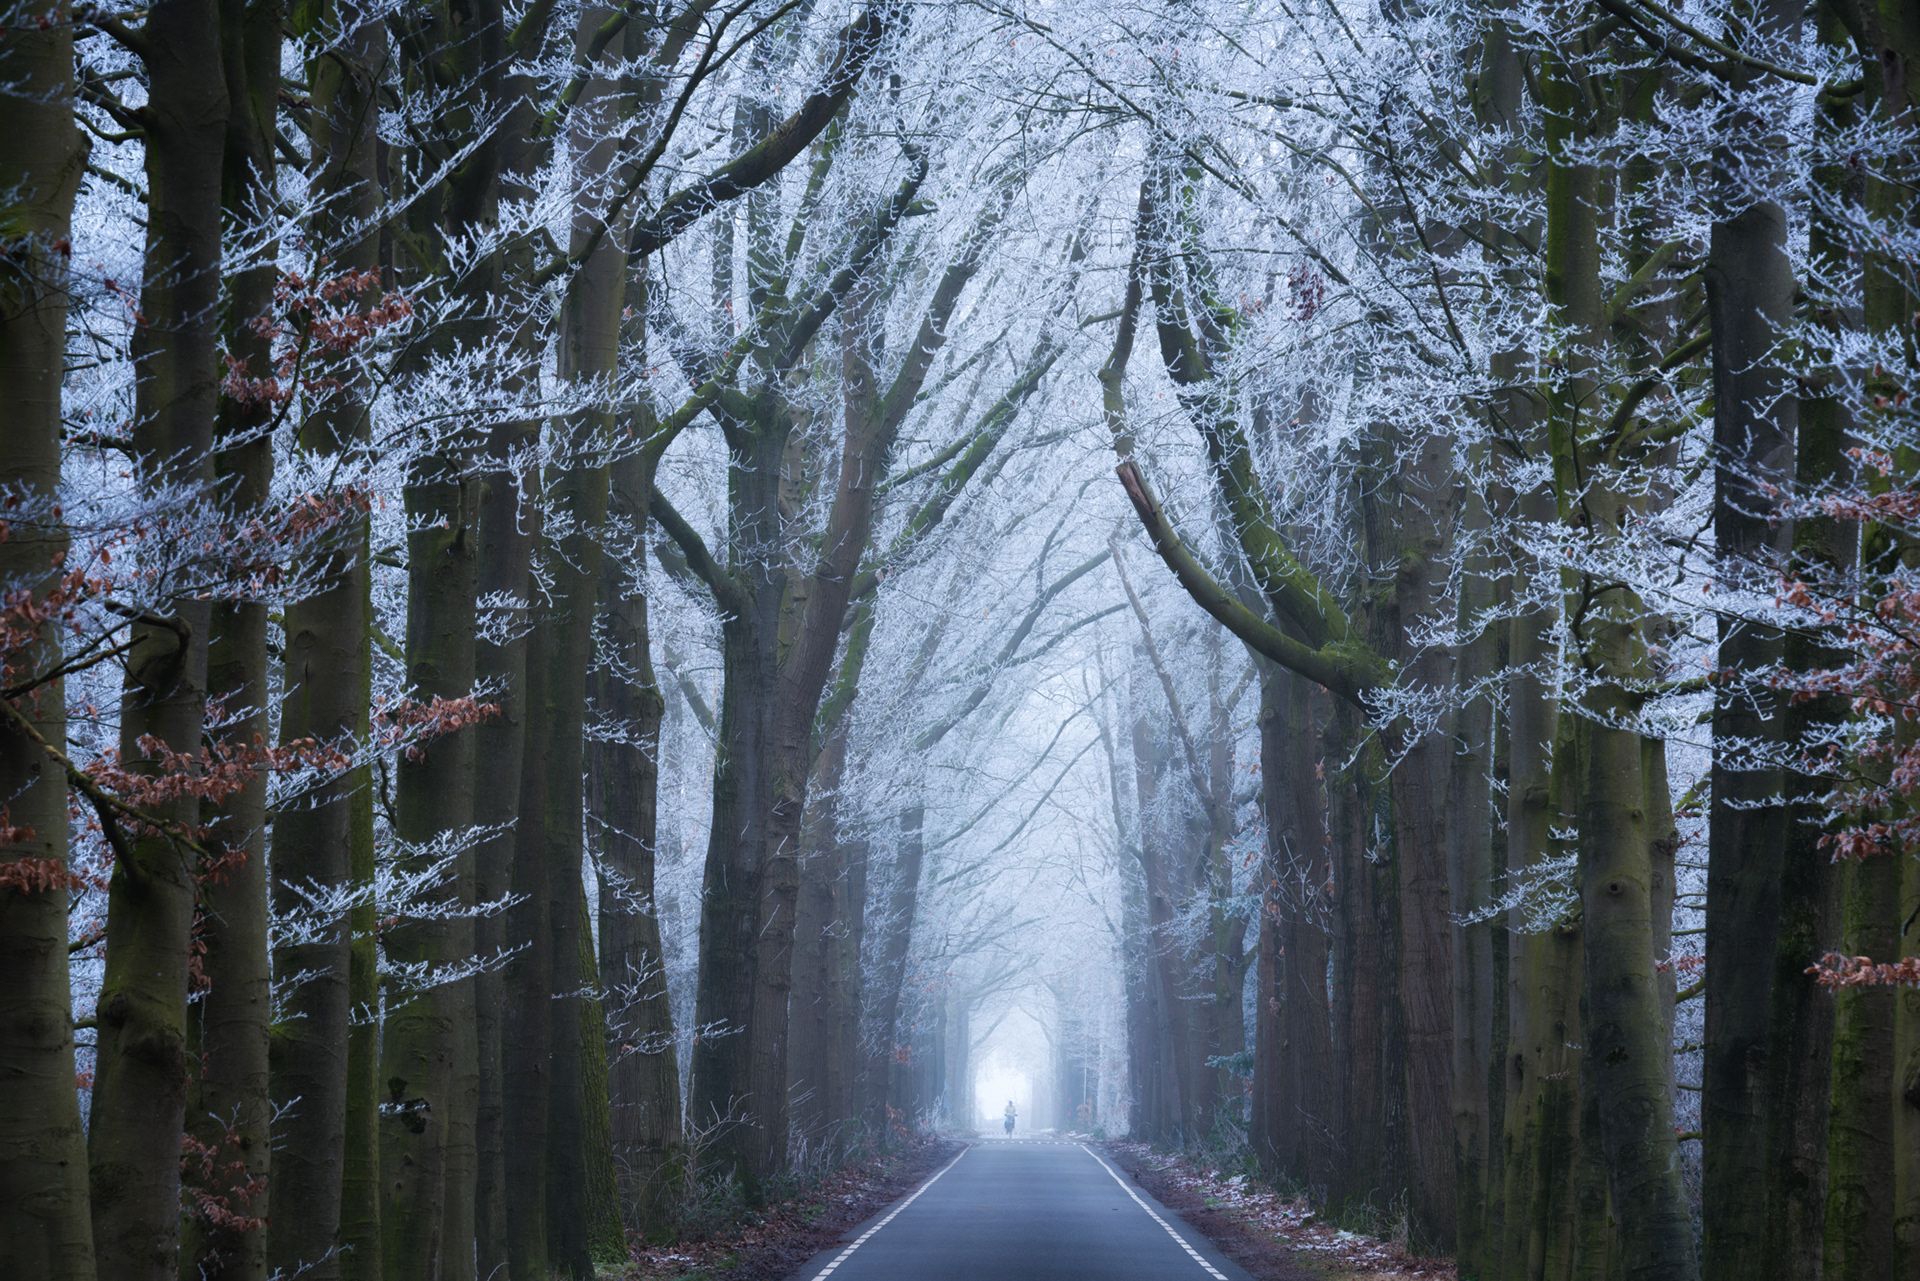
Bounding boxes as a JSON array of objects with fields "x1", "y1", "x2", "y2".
[{"x1": 1003, "y1": 1101, "x2": 1017, "y2": 1136}]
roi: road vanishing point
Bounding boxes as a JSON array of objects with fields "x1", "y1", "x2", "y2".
[{"x1": 793, "y1": 1139, "x2": 1254, "y2": 1281}]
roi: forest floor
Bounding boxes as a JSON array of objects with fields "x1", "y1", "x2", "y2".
[
  {"x1": 624, "y1": 1134, "x2": 963, "y2": 1281},
  {"x1": 1100, "y1": 1141, "x2": 1455, "y2": 1281}
]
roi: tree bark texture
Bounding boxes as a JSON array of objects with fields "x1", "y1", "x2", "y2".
[
  {"x1": 472, "y1": 11, "x2": 550, "y2": 1272},
  {"x1": 0, "y1": 7, "x2": 93, "y2": 1274},
  {"x1": 1547, "y1": 32, "x2": 1696, "y2": 1279},
  {"x1": 183, "y1": 8, "x2": 279, "y2": 1275},
  {"x1": 592, "y1": 444, "x2": 685, "y2": 1233},
  {"x1": 537, "y1": 20, "x2": 630, "y2": 1266},
  {"x1": 269, "y1": 9, "x2": 383, "y2": 1276},
  {"x1": 377, "y1": 467, "x2": 478, "y2": 1281},
  {"x1": 88, "y1": 5, "x2": 226, "y2": 1276},
  {"x1": 1700, "y1": 3, "x2": 1803, "y2": 1262}
]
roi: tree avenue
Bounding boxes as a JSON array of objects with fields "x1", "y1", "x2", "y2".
[{"x1": 2, "y1": 2, "x2": 1918, "y2": 1280}]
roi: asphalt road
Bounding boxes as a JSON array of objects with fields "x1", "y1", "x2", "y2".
[{"x1": 791, "y1": 1138, "x2": 1255, "y2": 1281}]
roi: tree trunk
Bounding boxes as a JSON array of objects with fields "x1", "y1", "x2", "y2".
[
  {"x1": 432, "y1": 6, "x2": 509, "y2": 1271},
  {"x1": 1201, "y1": 637, "x2": 1245, "y2": 1128},
  {"x1": 503, "y1": 619, "x2": 554, "y2": 1278},
  {"x1": 471, "y1": 16, "x2": 548, "y2": 1272},
  {"x1": 863, "y1": 804, "x2": 927, "y2": 1143},
  {"x1": 1449, "y1": 475, "x2": 1501, "y2": 1279},
  {"x1": 540, "y1": 24, "x2": 631, "y2": 1265},
  {"x1": 1250, "y1": 673, "x2": 1285, "y2": 1172},
  {"x1": 184, "y1": 8, "x2": 279, "y2": 1275},
  {"x1": 1897, "y1": 843, "x2": 1920, "y2": 1272},
  {"x1": 831, "y1": 820, "x2": 869, "y2": 1146},
  {"x1": 1498, "y1": 717, "x2": 1583, "y2": 1281},
  {"x1": 592, "y1": 440, "x2": 685, "y2": 1234},
  {"x1": 1821, "y1": 8, "x2": 1917, "y2": 1276},
  {"x1": 1129, "y1": 693, "x2": 1194, "y2": 1142},
  {"x1": 1377, "y1": 421, "x2": 1459, "y2": 1256},
  {"x1": 89, "y1": 5, "x2": 226, "y2": 1276},
  {"x1": 948, "y1": 999, "x2": 972, "y2": 1130},
  {"x1": 269, "y1": 8, "x2": 382, "y2": 1276},
  {"x1": 1826, "y1": 850, "x2": 1899, "y2": 1280},
  {"x1": 1270, "y1": 670, "x2": 1333, "y2": 1192},
  {"x1": 1496, "y1": 505, "x2": 1586, "y2": 1281},
  {"x1": 1576, "y1": 706, "x2": 1695, "y2": 1281},
  {"x1": 789, "y1": 723, "x2": 851, "y2": 1153},
  {"x1": 1121, "y1": 837, "x2": 1154, "y2": 1141},
  {"x1": 374, "y1": 4, "x2": 516, "y2": 1268},
  {"x1": 340, "y1": 747, "x2": 382, "y2": 1281},
  {"x1": 1764, "y1": 83, "x2": 1852, "y2": 1264},
  {"x1": 1700, "y1": 3, "x2": 1802, "y2": 1264},
  {"x1": 549, "y1": 895, "x2": 625, "y2": 1274},
  {"x1": 684, "y1": 604, "x2": 785, "y2": 1177},
  {"x1": 688, "y1": 434, "x2": 786, "y2": 1186},
  {"x1": 0, "y1": 7, "x2": 92, "y2": 1273},
  {"x1": 377, "y1": 467, "x2": 479, "y2": 1280},
  {"x1": 744, "y1": 733, "x2": 809, "y2": 1178},
  {"x1": 1545, "y1": 28, "x2": 1694, "y2": 1279},
  {"x1": 1326, "y1": 708, "x2": 1389, "y2": 1211},
  {"x1": 472, "y1": 393, "x2": 533, "y2": 1277}
]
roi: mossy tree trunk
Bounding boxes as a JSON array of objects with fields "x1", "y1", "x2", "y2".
[
  {"x1": 471, "y1": 8, "x2": 551, "y2": 1270},
  {"x1": 1764, "y1": 45, "x2": 1854, "y2": 1265},
  {"x1": 1123, "y1": 671, "x2": 1197, "y2": 1142},
  {"x1": 789, "y1": 723, "x2": 852, "y2": 1154},
  {"x1": 0, "y1": 5, "x2": 93, "y2": 1274},
  {"x1": 1325, "y1": 711, "x2": 1390, "y2": 1214},
  {"x1": 1364, "y1": 429, "x2": 1459, "y2": 1254},
  {"x1": 1446, "y1": 479, "x2": 1502, "y2": 1279},
  {"x1": 184, "y1": 6, "x2": 279, "y2": 1276},
  {"x1": 268, "y1": 8, "x2": 383, "y2": 1276},
  {"x1": 430, "y1": 10, "x2": 511, "y2": 1279},
  {"x1": 503, "y1": 609, "x2": 555, "y2": 1277},
  {"x1": 1898, "y1": 844, "x2": 1920, "y2": 1270},
  {"x1": 376, "y1": 462, "x2": 479, "y2": 1281},
  {"x1": 1699, "y1": 9, "x2": 1802, "y2": 1275},
  {"x1": 1264, "y1": 669, "x2": 1334, "y2": 1192},
  {"x1": 538, "y1": 47, "x2": 625, "y2": 1281},
  {"x1": 472, "y1": 407, "x2": 534, "y2": 1280},
  {"x1": 1824, "y1": 850, "x2": 1899, "y2": 1279},
  {"x1": 591, "y1": 436, "x2": 686, "y2": 1233},
  {"x1": 1545, "y1": 25, "x2": 1695, "y2": 1280},
  {"x1": 88, "y1": 4, "x2": 227, "y2": 1276},
  {"x1": 1201, "y1": 633, "x2": 1252, "y2": 1125},
  {"x1": 829, "y1": 811, "x2": 869, "y2": 1146},
  {"x1": 1822, "y1": 5, "x2": 1919, "y2": 1275},
  {"x1": 864, "y1": 804, "x2": 927, "y2": 1142},
  {"x1": 376, "y1": 3, "x2": 503, "y2": 1272},
  {"x1": 1249, "y1": 669, "x2": 1287, "y2": 1174}
]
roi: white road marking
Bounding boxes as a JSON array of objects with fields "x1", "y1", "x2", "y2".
[
  {"x1": 807, "y1": 1145, "x2": 972, "y2": 1280},
  {"x1": 1079, "y1": 1144, "x2": 1230, "y2": 1281}
]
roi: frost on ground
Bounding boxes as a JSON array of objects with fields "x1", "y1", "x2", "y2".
[{"x1": 1105, "y1": 1142, "x2": 1454, "y2": 1280}]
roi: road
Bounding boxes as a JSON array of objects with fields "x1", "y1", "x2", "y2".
[{"x1": 791, "y1": 1138, "x2": 1255, "y2": 1281}]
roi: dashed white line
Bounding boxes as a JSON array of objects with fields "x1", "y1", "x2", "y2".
[
  {"x1": 1079, "y1": 1144, "x2": 1230, "y2": 1281},
  {"x1": 807, "y1": 1145, "x2": 972, "y2": 1280}
]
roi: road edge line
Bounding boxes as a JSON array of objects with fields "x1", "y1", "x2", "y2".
[
  {"x1": 1079, "y1": 1143, "x2": 1230, "y2": 1281},
  {"x1": 806, "y1": 1143, "x2": 973, "y2": 1279}
]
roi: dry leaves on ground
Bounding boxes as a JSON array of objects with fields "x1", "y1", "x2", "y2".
[
  {"x1": 1104, "y1": 1141, "x2": 1454, "y2": 1281},
  {"x1": 627, "y1": 1137, "x2": 960, "y2": 1281}
]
